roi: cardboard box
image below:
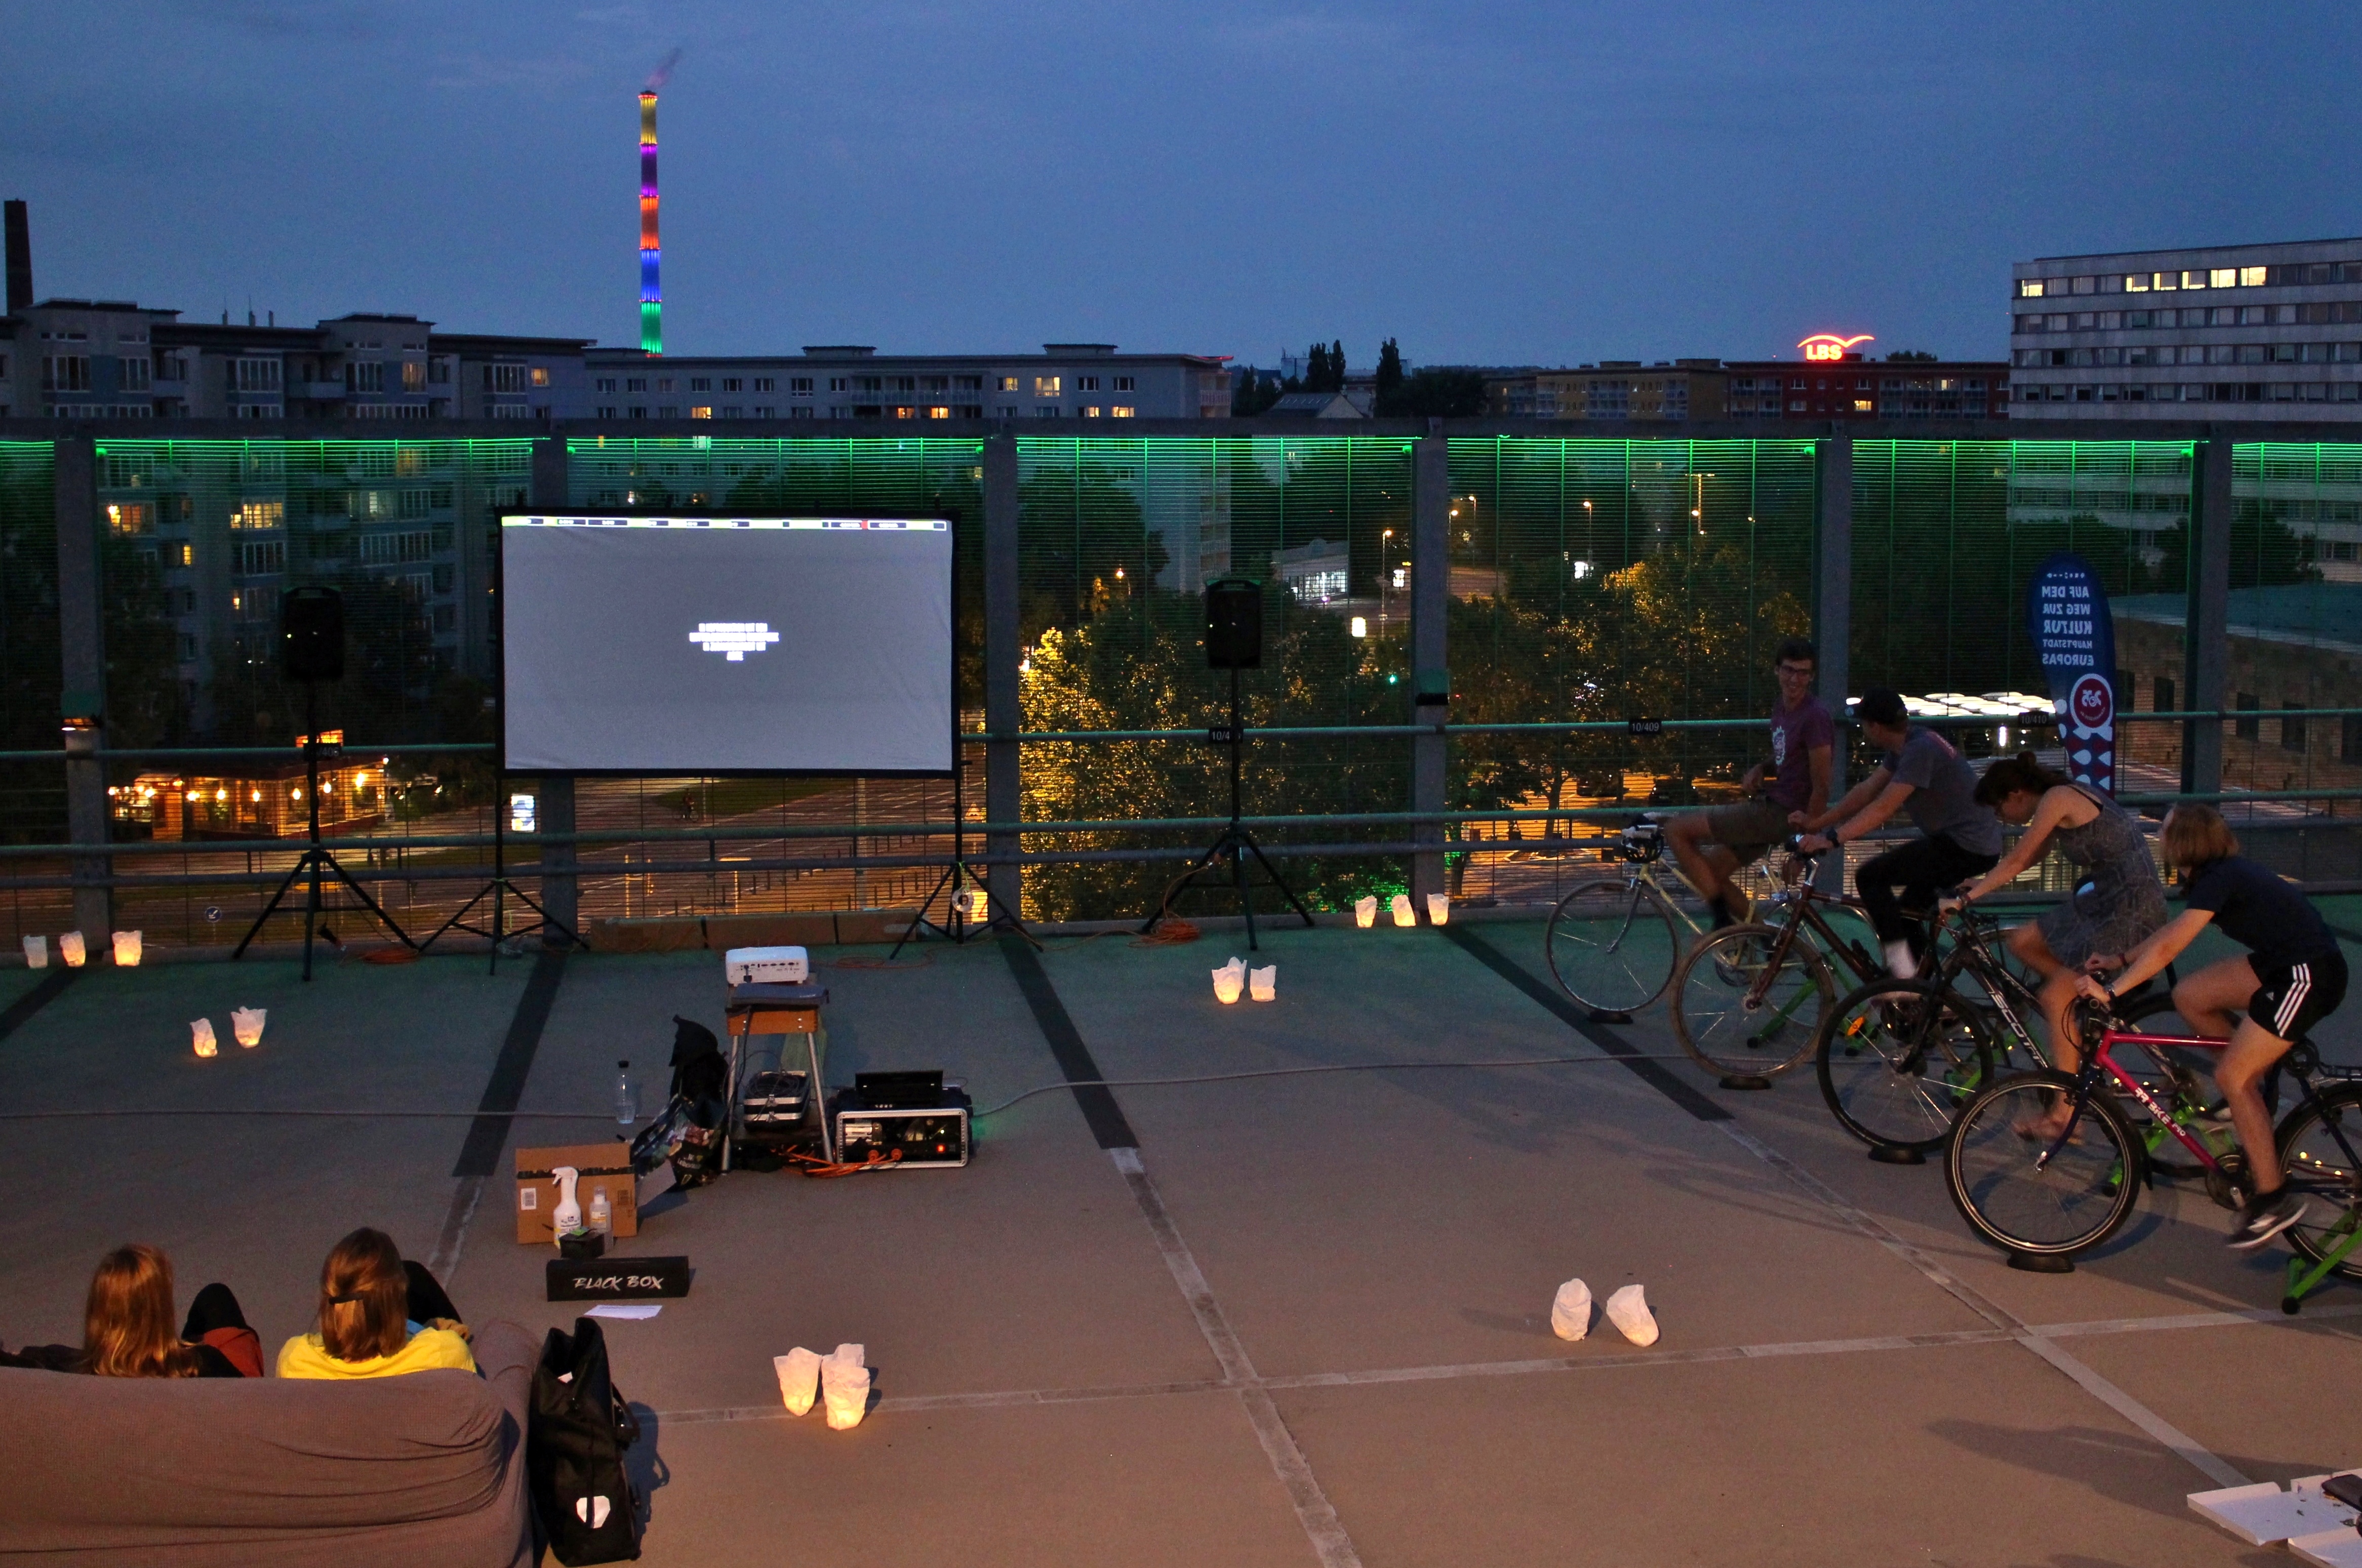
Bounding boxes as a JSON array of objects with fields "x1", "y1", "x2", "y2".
[{"x1": 515, "y1": 1143, "x2": 640, "y2": 1244}]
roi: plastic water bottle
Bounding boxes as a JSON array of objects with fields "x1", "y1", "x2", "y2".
[{"x1": 614, "y1": 1059, "x2": 638, "y2": 1126}]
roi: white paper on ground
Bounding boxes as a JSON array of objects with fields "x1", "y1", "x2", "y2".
[
  {"x1": 2190, "y1": 1475, "x2": 2360, "y2": 1546},
  {"x1": 821, "y1": 1343, "x2": 870, "y2": 1429},
  {"x1": 774, "y1": 1347, "x2": 822, "y2": 1415},
  {"x1": 585, "y1": 1303, "x2": 662, "y2": 1320},
  {"x1": 1549, "y1": 1278, "x2": 1591, "y2": 1341},
  {"x1": 230, "y1": 1006, "x2": 266, "y2": 1048},
  {"x1": 1604, "y1": 1283, "x2": 1658, "y2": 1347},
  {"x1": 2292, "y1": 1526, "x2": 2362, "y2": 1568},
  {"x1": 1248, "y1": 964, "x2": 1275, "y2": 1001}
]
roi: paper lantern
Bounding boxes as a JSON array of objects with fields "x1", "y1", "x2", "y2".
[
  {"x1": 1212, "y1": 956, "x2": 1245, "y2": 1004},
  {"x1": 774, "y1": 1347, "x2": 821, "y2": 1416},
  {"x1": 190, "y1": 1019, "x2": 218, "y2": 1058},
  {"x1": 1248, "y1": 964, "x2": 1275, "y2": 1001},
  {"x1": 59, "y1": 932, "x2": 86, "y2": 968},
  {"x1": 111, "y1": 930, "x2": 142, "y2": 967},
  {"x1": 1426, "y1": 894, "x2": 1449, "y2": 926},
  {"x1": 1390, "y1": 894, "x2": 1415, "y2": 928},
  {"x1": 1354, "y1": 896, "x2": 1377, "y2": 929},
  {"x1": 822, "y1": 1343, "x2": 870, "y2": 1430},
  {"x1": 231, "y1": 1007, "x2": 266, "y2": 1049},
  {"x1": 21, "y1": 935, "x2": 45, "y2": 969}
]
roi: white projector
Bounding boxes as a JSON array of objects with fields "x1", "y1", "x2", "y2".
[{"x1": 725, "y1": 946, "x2": 810, "y2": 985}]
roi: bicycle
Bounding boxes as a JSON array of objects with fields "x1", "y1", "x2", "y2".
[
  {"x1": 1667, "y1": 841, "x2": 1890, "y2": 1083},
  {"x1": 1543, "y1": 821, "x2": 1704, "y2": 1020},
  {"x1": 1813, "y1": 902, "x2": 2204, "y2": 1159},
  {"x1": 1945, "y1": 1000, "x2": 2362, "y2": 1308}
]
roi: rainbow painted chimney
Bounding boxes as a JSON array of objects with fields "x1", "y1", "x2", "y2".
[{"x1": 638, "y1": 91, "x2": 662, "y2": 355}]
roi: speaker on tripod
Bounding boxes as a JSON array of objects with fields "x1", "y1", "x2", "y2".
[
  {"x1": 232, "y1": 587, "x2": 415, "y2": 978},
  {"x1": 1139, "y1": 579, "x2": 1313, "y2": 949}
]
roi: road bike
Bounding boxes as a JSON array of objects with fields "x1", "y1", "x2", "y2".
[
  {"x1": 1542, "y1": 821, "x2": 1705, "y2": 1019},
  {"x1": 1945, "y1": 1000, "x2": 2362, "y2": 1308},
  {"x1": 1667, "y1": 843, "x2": 1890, "y2": 1083},
  {"x1": 1809, "y1": 902, "x2": 2201, "y2": 1158}
]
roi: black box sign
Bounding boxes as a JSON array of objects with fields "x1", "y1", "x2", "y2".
[{"x1": 546, "y1": 1256, "x2": 691, "y2": 1301}]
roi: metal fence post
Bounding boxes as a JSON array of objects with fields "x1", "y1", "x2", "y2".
[
  {"x1": 2182, "y1": 435, "x2": 2232, "y2": 797},
  {"x1": 1410, "y1": 433, "x2": 1450, "y2": 914},
  {"x1": 527, "y1": 435, "x2": 578, "y2": 940},
  {"x1": 1812, "y1": 433, "x2": 1853, "y2": 896},
  {"x1": 983, "y1": 433, "x2": 1022, "y2": 919},
  {"x1": 54, "y1": 434, "x2": 111, "y2": 944}
]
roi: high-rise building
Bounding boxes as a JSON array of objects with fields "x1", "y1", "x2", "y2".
[{"x1": 2011, "y1": 239, "x2": 2362, "y2": 417}]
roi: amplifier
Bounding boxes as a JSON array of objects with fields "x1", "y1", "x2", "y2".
[
  {"x1": 741, "y1": 1070, "x2": 810, "y2": 1131},
  {"x1": 831, "y1": 1089, "x2": 971, "y2": 1169}
]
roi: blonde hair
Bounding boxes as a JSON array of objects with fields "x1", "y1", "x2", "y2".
[
  {"x1": 316, "y1": 1228, "x2": 410, "y2": 1362},
  {"x1": 83, "y1": 1244, "x2": 202, "y2": 1378},
  {"x1": 2161, "y1": 802, "x2": 2240, "y2": 871}
]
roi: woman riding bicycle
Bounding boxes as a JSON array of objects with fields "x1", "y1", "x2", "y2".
[
  {"x1": 2076, "y1": 803, "x2": 2349, "y2": 1249},
  {"x1": 1944, "y1": 752, "x2": 2168, "y2": 1077}
]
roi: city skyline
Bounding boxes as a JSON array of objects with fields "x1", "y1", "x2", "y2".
[{"x1": 8, "y1": 1, "x2": 2362, "y2": 366}]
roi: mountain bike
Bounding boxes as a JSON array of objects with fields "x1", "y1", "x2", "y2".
[
  {"x1": 1667, "y1": 842, "x2": 1888, "y2": 1083},
  {"x1": 1815, "y1": 903, "x2": 2206, "y2": 1160},
  {"x1": 1946, "y1": 1000, "x2": 2362, "y2": 1307}
]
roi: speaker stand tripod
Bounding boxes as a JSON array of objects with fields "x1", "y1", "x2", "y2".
[
  {"x1": 232, "y1": 681, "x2": 415, "y2": 980},
  {"x1": 890, "y1": 737, "x2": 1036, "y2": 959},
  {"x1": 418, "y1": 770, "x2": 581, "y2": 974},
  {"x1": 1140, "y1": 665, "x2": 1314, "y2": 952}
]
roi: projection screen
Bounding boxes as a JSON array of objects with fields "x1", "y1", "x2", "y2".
[{"x1": 500, "y1": 514, "x2": 953, "y2": 775}]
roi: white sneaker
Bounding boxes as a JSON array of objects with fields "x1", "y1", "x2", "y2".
[
  {"x1": 1550, "y1": 1278, "x2": 1591, "y2": 1341},
  {"x1": 1605, "y1": 1283, "x2": 1658, "y2": 1347}
]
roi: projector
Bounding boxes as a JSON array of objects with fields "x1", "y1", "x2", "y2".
[{"x1": 725, "y1": 946, "x2": 809, "y2": 985}]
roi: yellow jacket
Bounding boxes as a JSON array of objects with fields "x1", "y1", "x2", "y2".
[{"x1": 276, "y1": 1324, "x2": 476, "y2": 1380}]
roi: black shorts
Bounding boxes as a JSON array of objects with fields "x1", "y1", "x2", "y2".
[{"x1": 2250, "y1": 949, "x2": 2348, "y2": 1043}]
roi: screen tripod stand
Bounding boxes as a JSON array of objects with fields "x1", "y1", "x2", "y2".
[
  {"x1": 890, "y1": 734, "x2": 1036, "y2": 959},
  {"x1": 418, "y1": 769, "x2": 580, "y2": 973},
  {"x1": 232, "y1": 589, "x2": 414, "y2": 979},
  {"x1": 1139, "y1": 580, "x2": 1314, "y2": 952}
]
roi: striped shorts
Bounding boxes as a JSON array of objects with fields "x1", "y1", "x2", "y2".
[{"x1": 2250, "y1": 949, "x2": 2348, "y2": 1043}]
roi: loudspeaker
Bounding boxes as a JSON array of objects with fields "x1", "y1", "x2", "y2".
[
  {"x1": 280, "y1": 586, "x2": 345, "y2": 682},
  {"x1": 1205, "y1": 578, "x2": 1262, "y2": 670}
]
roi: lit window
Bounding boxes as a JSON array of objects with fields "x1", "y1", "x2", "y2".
[
  {"x1": 2017, "y1": 279, "x2": 2044, "y2": 297},
  {"x1": 2153, "y1": 272, "x2": 2177, "y2": 291},
  {"x1": 2125, "y1": 273, "x2": 2148, "y2": 292},
  {"x1": 2182, "y1": 270, "x2": 2209, "y2": 289},
  {"x1": 1035, "y1": 376, "x2": 1061, "y2": 396},
  {"x1": 531, "y1": 367, "x2": 550, "y2": 387},
  {"x1": 927, "y1": 406, "x2": 951, "y2": 419},
  {"x1": 690, "y1": 406, "x2": 713, "y2": 419},
  {"x1": 999, "y1": 376, "x2": 1019, "y2": 392},
  {"x1": 2239, "y1": 267, "x2": 2266, "y2": 287},
  {"x1": 1852, "y1": 400, "x2": 1872, "y2": 413},
  {"x1": 1084, "y1": 406, "x2": 1102, "y2": 418},
  {"x1": 1111, "y1": 406, "x2": 1136, "y2": 418},
  {"x1": 106, "y1": 503, "x2": 151, "y2": 536},
  {"x1": 402, "y1": 361, "x2": 427, "y2": 392},
  {"x1": 232, "y1": 500, "x2": 285, "y2": 531},
  {"x1": 174, "y1": 542, "x2": 192, "y2": 567},
  {"x1": 2210, "y1": 268, "x2": 2237, "y2": 288}
]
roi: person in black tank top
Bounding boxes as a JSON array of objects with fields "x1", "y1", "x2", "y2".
[{"x1": 2077, "y1": 805, "x2": 2349, "y2": 1251}]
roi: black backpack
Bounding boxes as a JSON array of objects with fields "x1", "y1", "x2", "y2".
[{"x1": 528, "y1": 1316, "x2": 645, "y2": 1565}]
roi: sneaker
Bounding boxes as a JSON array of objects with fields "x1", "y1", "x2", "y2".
[{"x1": 2226, "y1": 1186, "x2": 2309, "y2": 1251}]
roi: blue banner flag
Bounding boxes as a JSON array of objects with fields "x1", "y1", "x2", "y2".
[{"x1": 2025, "y1": 552, "x2": 2116, "y2": 792}]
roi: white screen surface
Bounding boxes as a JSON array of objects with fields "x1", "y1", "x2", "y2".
[{"x1": 501, "y1": 515, "x2": 953, "y2": 774}]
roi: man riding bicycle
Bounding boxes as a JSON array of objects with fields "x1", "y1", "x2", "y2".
[
  {"x1": 2077, "y1": 803, "x2": 2350, "y2": 1249},
  {"x1": 1665, "y1": 637, "x2": 1834, "y2": 930},
  {"x1": 1792, "y1": 688, "x2": 2003, "y2": 980}
]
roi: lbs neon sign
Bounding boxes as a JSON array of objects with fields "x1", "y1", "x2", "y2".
[{"x1": 1799, "y1": 333, "x2": 1874, "y2": 362}]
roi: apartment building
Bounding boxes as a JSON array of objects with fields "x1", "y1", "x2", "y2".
[
  {"x1": 0, "y1": 301, "x2": 590, "y2": 422},
  {"x1": 1722, "y1": 357, "x2": 2008, "y2": 420},
  {"x1": 2011, "y1": 239, "x2": 2362, "y2": 416},
  {"x1": 580, "y1": 343, "x2": 1231, "y2": 422},
  {"x1": 1487, "y1": 361, "x2": 1727, "y2": 420}
]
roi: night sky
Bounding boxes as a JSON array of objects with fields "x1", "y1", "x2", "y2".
[{"x1": 10, "y1": 1, "x2": 2359, "y2": 369}]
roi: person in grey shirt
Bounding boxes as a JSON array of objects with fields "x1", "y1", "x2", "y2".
[{"x1": 1793, "y1": 687, "x2": 2001, "y2": 978}]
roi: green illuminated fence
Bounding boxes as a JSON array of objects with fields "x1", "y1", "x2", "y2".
[{"x1": 0, "y1": 441, "x2": 62, "y2": 846}]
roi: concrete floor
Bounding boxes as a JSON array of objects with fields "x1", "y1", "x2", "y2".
[{"x1": 3, "y1": 903, "x2": 2358, "y2": 1567}]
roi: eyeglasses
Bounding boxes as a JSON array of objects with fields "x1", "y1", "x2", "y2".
[{"x1": 1774, "y1": 664, "x2": 1814, "y2": 677}]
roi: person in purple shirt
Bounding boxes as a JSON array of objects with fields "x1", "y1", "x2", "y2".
[{"x1": 1667, "y1": 637, "x2": 1836, "y2": 928}]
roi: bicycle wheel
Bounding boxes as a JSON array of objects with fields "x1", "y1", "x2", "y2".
[
  {"x1": 1947, "y1": 1071, "x2": 2144, "y2": 1257},
  {"x1": 1815, "y1": 977, "x2": 1997, "y2": 1152},
  {"x1": 1545, "y1": 879, "x2": 1680, "y2": 1016},
  {"x1": 2276, "y1": 1083, "x2": 2362, "y2": 1282},
  {"x1": 1671, "y1": 922, "x2": 1834, "y2": 1078}
]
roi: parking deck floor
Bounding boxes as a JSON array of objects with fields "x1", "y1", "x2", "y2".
[{"x1": 3, "y1": 902, "x2": 2358, "y2": 1566}]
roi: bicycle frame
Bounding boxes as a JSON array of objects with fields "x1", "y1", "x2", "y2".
[{"x1": 1739, "y1": 857, "x2": 1883, "y2": 1014}]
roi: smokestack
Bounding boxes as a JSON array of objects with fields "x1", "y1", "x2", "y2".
[
  {"x1": 4, "y1": 201, "x2": 29, "y2": 315},
  {"x1": 638, "y1": 92, "x2": 662, "y2": 355}
]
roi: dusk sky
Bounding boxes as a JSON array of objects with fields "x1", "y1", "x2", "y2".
[{"x1": 11, "y1": 2, "x2": 2361, "y2": 370}]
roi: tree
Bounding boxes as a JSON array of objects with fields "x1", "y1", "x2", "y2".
[
  {"x1": 1374, "y1": 339, "x2": 1405, "y2": 413},
  {"x1": 1327, "y1": 339, "x2": 1347, "y2": 392},
  {"x1": 1231, "y1": 368, "x2": 1283, "y2": 417},
  {"x1": 1886, "y1": 350, "x2": 1938, "y2": 362},
  {"x1": 1390, "y1": 368, "x2": 1488, "y2": 418}
]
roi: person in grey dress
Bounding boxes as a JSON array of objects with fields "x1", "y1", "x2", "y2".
[{"x1": 1945, "y1": 752, "x2": 2169, "y2": 1075}]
